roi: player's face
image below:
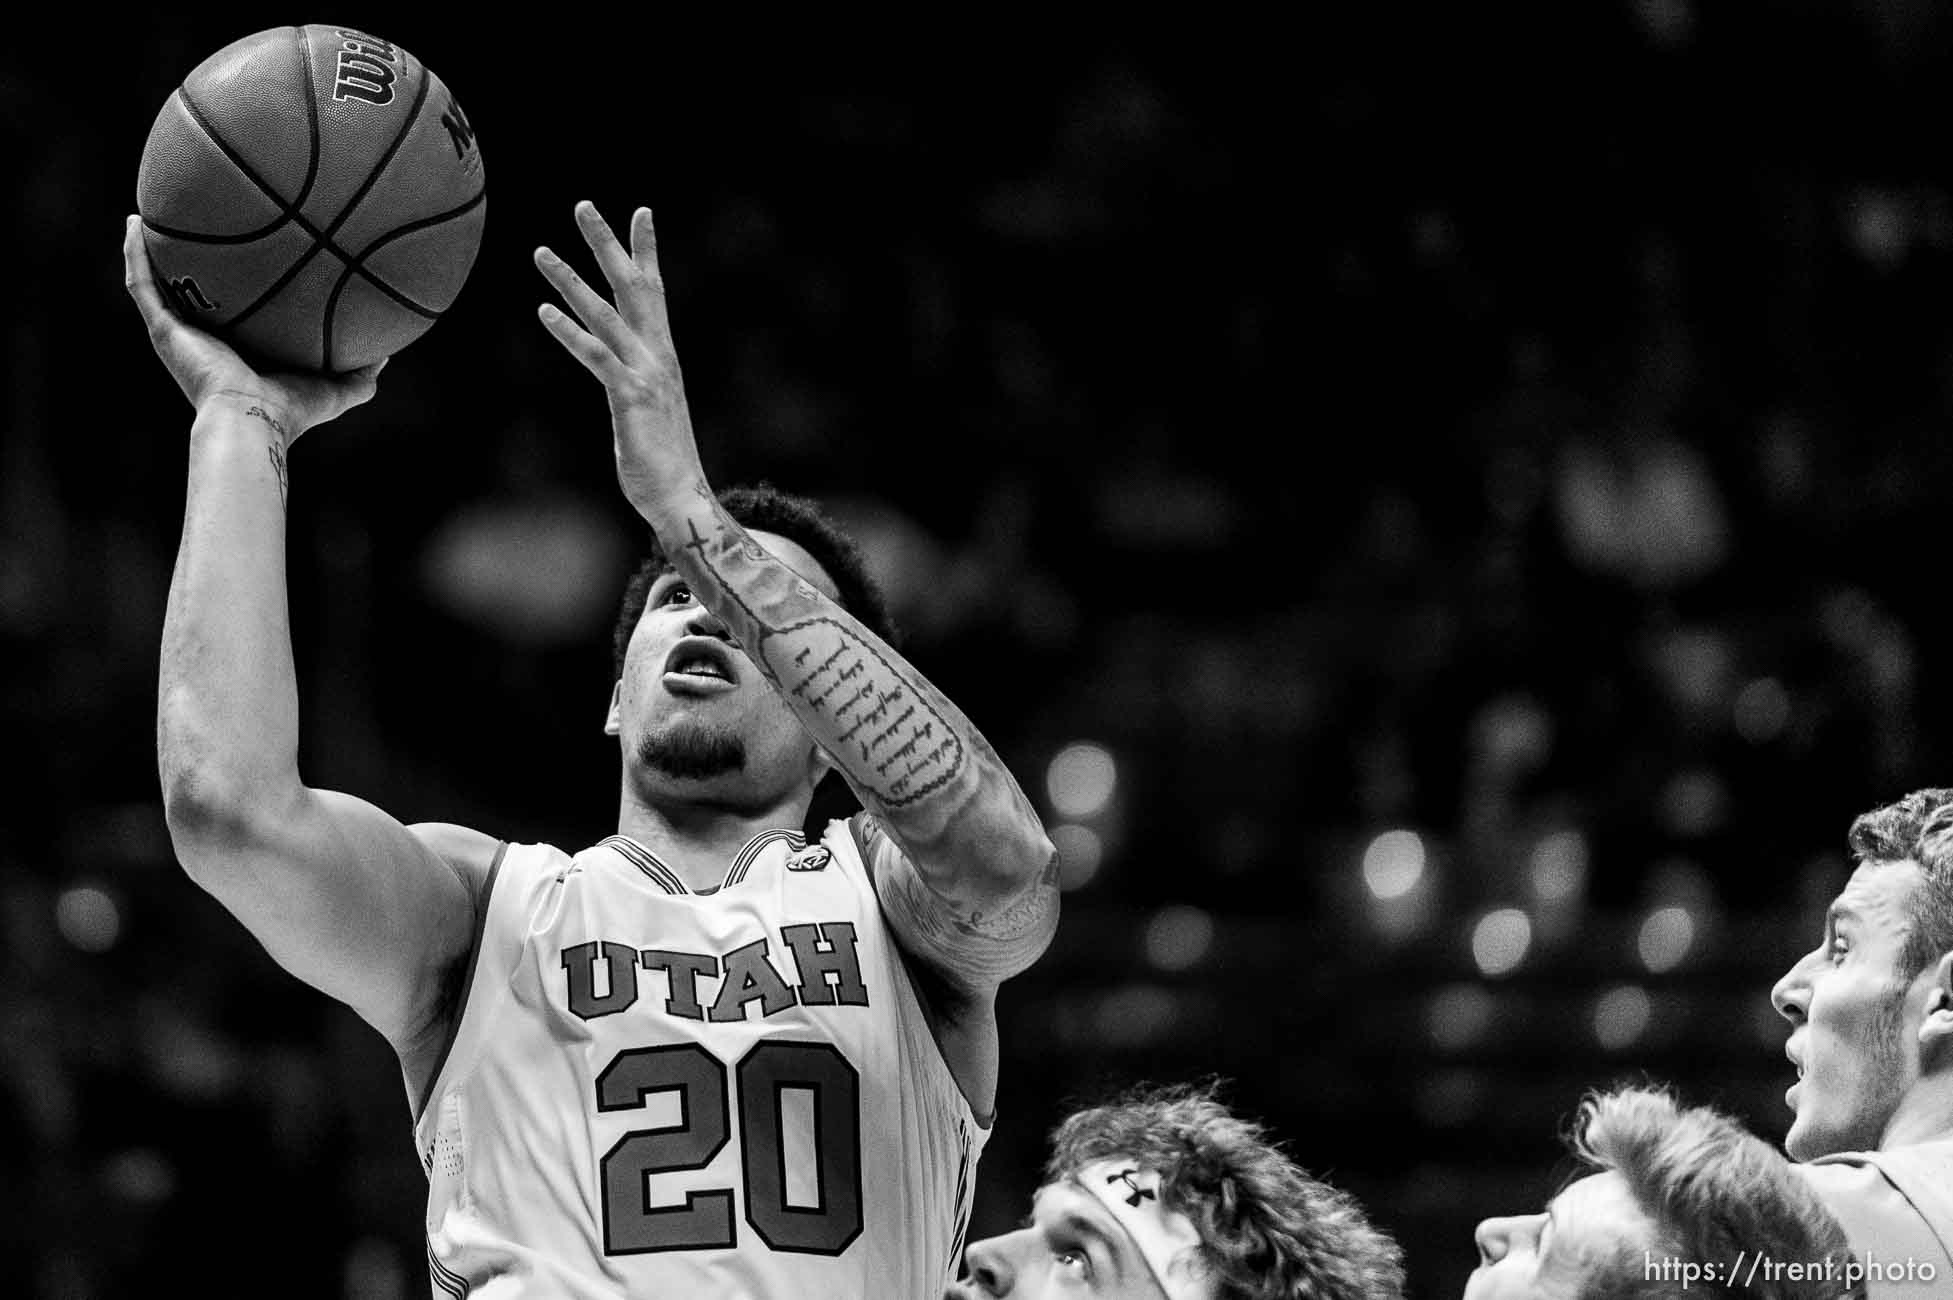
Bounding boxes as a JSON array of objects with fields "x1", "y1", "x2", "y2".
[
  {"x1": 1771, "y1": 858, "x2": 1932, "y2": 1159},
  {"x1": 946, "y1": 1181, "x2": 1171, "y2": 1300},
  {"x1": 608, "y1": 529, "x2": 838, "y2": 804},
  {"x1": 1462, "y1": 1171, "x2": 1650, "y2": 1300}
]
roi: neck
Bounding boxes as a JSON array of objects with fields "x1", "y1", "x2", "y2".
[
  {"x1": 616, "y1": 780, "x2": 809, "y2": 891},
  {"x1": 1881, "y1": 1074, "x2": 1953, "y2": 1149}
]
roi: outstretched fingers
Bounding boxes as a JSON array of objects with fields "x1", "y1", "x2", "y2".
[
  {"x1": 630, "y1": 209, "x2": 666, "y2": 292},
  {"x1": 627, "y1": 207, "x2": 674, "y2": 337},
  {"x1": 534, "y1": 241, "x2": 637, "y2": 363},
  {"x1": 569, "y1": 201, "x2": 650, "y2": 327},
  {"x1": 536, "y1": 300, "x2": 620, "y2": 381}
]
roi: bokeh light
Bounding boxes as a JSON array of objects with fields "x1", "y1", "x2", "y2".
[
  {"x1": 1050, "y1": 823, "x2": 1104, "y2": 890},
  {"x1": 1425, "y1": 983, "x2": 1496, "y2": 1053},
  {"x1": 1528, "y1": 829, "x2": 1589, "y2": 903},
  {"x1": 1637, "y1": 905, "x2": 1696, "y2": 973},
  {"x1": 1089, "y1": 985, "x2": 1180, "y2": 1048},
  {"x1": 1046, "y1": 742, "x2": 1118, "y2": 819},
  {"x1": 1142, "y1": 905, "x2": 1215, "y2": 972},
  {"x1": 1733, "y1": 677, "x2": 1791, "y2": 743},
  {"x1": 1659, "y1": 768, "x2": 1727, "y2": 837},
  {"x1": 56, "y1": 885, "x2": 122, "y2": 954},
  {"x1": 102, "y1": 1148, "x2": 176, "y2": 1205},
  {"x1": 1362, "y1": 830, "x2": 1426, "y2": 900},
  {"x1": 1470, "y1": 909, "x2": 1532, "y2": 978},
  {"x1": 1593, "y1": 984, "x2": 1653, "y2": 1051}
]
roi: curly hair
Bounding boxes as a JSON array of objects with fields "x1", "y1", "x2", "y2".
[
  {"x1": 1570, "y1": 1085, "x2": 1862, "y2": 1300},
  {"x1": 1043, "y1": 1081, "x2": 1405, "y2": 1300},
  {"x1": 609, "y1": 482, "x2": 897, "y2": 682},
  {"x1": 1845, "y1": 788, "x2": 1953, "y2": 980}
]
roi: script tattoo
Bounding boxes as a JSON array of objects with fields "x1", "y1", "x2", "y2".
[
  {"x1": 863, "y1": 820, "x2": 1058, "y2": 985},
  {"x1": 973, "y1": 850, "x2": 1060, "y2": 933},
  {"x1": 243, "y1": 405, "x2": 291, "y2": 509},
  {"x1": 911, "y1": 847, "x2": 1057, "y2": 944},
  {"x1": 677, "y1": 508, "x2": 967, "y2": 808}
]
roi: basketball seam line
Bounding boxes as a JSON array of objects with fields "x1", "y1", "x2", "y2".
[
  {"x1": 172, "y1": 33, "x2": 339, "y2": 248},
  {"x1": 171, "y1": 86, "x2": 336, "y2": 330},
  {"x1": 336, "y1": 188, "x2": 488, "y2": 309},
  {"x1": 142, "y1": 213, "x2": 287, "y2": 247},
  {"x1": 222, "y1": 243, "x2": 328, "y2": 334},
  {"x1": 321, "y1": 53, "x2": 432, "y2": 245},
  {"x1": 145, "y1": 27, "x2": 325, "y2": 252},
  {"x1": 295, "y1": 24, "x2": 324, "y2": 237},
  {"x1": 320, "y1": 58, "x2": 436, "y2": 369},
  {"x1": 166, "y1": 25, "x2": 328, "y2": 323},
  {"x1": 164, "y1": 31, "x2": 465, "y2": 359},
  {"x1": 318, "y1": 188, "x2": 489, "y2": 361}
]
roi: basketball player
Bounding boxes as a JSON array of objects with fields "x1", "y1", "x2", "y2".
[
  {"x1": 946, "y1": 1080, "x2": 1406, "y2": 1300},
  {"x1": 125, "y1": 198, "x2": 1058, "y2": 1300},
  {"x1": 1467, "y1": 1085, "x2": 1863, "y2": 1300},
  {"x1": 1771, "y1": 789, "x2": 1953, "y2": 1290}
]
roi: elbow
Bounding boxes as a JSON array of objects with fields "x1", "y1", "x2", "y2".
[
  {"x1": 1013, "y1": 829, "x2": 1059, "y2": 893},
  {"x1": 160, "y1": 764, "x2": 251, "y2": 875},
  {"x1": 158, "y1": 761, "x2": 293, "y2": 880},
  {"x1": 157, "y1": 695, "x2": 297, "y2": 859},
  {"x1": 970, "y1": 828, "x2": 1058, "y2": 902},
  {"x1": 160, "y1": 762, "x2": 245, "y2": 843}
]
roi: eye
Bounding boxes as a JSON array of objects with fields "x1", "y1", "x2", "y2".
[
  {"x1": 659, "y1": 583, "x2": 695, "y2": 607},
  {"x1": 1828, "y1": 935, "x2": 1850, "y2": 964},
  {"x1": 1053, "y1": 1247, "x2": 1091, "y2": 1278}
]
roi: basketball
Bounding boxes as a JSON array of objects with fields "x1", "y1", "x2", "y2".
[{"x1": 136, "y1": 25, "x2": 485, "y2": 373}]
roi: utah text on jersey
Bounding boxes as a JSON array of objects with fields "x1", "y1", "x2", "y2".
[{"x1": 414, "y1": 820, "x2": 985, "y2": 1300}]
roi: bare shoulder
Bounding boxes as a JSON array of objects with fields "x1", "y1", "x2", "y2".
[{"x1": 409, "y1": 822, "x2": 503, "y2": 893}]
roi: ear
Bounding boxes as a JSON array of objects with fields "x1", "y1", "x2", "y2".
[
  {"x1": 603, "y1": 681, "x2": 623, "y2": 737},
  {"x1": 1921, "y1": 951, "x2": 1953, "y2": 1056}
]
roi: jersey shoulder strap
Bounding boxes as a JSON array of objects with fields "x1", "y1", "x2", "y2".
[{"x1": 413, "y1": 840, "x2": 573, "y2": 1135}]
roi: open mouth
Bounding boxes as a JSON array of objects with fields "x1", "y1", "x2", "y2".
[{"x1": 663, "y1": 637, "x2": 738, "y2": 687}]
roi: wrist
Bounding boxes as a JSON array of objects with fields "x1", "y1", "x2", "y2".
[
  {"x1": 193, "y1": 390, "x2": 299, "y2": 446},
  {"x1": 634, "y1": 473, "x2": 714, "y2": 531}
]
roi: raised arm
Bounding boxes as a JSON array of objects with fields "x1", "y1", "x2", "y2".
[
  {"x1": 127, "y1": 216, "x2": 483, "y2": 1100},
  {"x1": 533, "y1": 203, "x2": 1059, "y2": 999}
]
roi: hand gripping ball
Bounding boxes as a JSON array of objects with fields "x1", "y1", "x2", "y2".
[{"x1": 137, "y1": 24, "x2": 486, "y2": 373}]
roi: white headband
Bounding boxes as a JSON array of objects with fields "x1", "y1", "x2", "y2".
[{"x1": 1073, "y1": 1159, "x2": 1216, "y2": 1300}]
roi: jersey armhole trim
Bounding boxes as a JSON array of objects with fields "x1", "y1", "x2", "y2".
[
  {"x1": 893, "y1": 938, "x2": 998, "y2": 1133},
  {"x1": 413, "y1": 839, "x2": 508, "y2": 1125},
  {"x1": 844, "y1": 816, "x2": 997, "y2": 1131}
]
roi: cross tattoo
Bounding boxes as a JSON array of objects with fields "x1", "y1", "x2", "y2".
[{"x1": 1106, "y1": 1167, "x2": 1156, "y2": 1209}]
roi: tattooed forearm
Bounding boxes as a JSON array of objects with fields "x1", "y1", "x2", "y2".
[
  {"x1": 948, "y1": 852, "x2": 1060, "y2": 940},
  {"x1": 243, "y1": 405, "x2": 291, "y2": 509},
  {"x1": 661, "y1": 490, "x2": 1057, "y2": 979},
  {"x1": 878, "y1": 846, "x2": 1060, "y2": 986},
  {"x1": 675, "y1": 510, "x2": 969, "y2": 809}
]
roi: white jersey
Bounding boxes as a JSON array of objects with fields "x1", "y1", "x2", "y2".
[
  {"x1": 1796, "y1": 1139, "x2": 1953, "y2": 1298},
  {"x1": 414, "y1": 818, "x2": 987, "y2": 1299}
]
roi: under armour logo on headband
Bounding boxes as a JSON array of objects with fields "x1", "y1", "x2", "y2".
[{"x1": 1107, "y1": 1167, "x2": 1157, "y2": 1208}]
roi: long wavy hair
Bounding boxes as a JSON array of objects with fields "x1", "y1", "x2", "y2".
[{"x1": 1044, "y1": 1080, "x2": 1405, "y2": 1300}]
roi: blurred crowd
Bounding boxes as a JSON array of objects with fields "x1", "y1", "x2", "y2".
[{"x1": 10, "y1": 3, "x2": 1953, "y2": 1296}]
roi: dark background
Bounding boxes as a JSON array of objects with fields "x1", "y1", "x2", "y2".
[{"x1": 8, "y1": 3, "x2": 1953, "y2": 1295}]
